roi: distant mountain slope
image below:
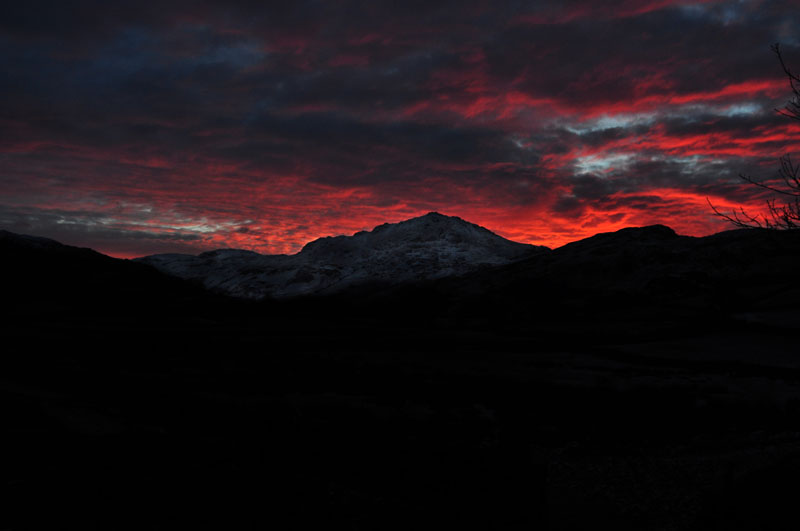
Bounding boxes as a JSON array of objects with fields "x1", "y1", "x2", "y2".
[
  {"x1": 506, "y1": 224, "x2": 799, "y2": 296},
  {"x1": 137, "y1": 212, "x2": 547, "y2": 299},
  {"x1": 433, "y1": 224, "x2": 800, "y2": 327},
  {"x1": 0, "y1": 229, "x2": 215, "y2": 325}
]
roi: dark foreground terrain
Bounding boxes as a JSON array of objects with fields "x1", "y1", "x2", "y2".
[{"x1": 2, "y1": 227, "x2": 800, "y2": 529}]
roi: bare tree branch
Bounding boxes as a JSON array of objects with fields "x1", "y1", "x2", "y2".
[
  {"x1": 710, "y1": 44, "x2": 800, "y2": 230},
  {"x1": 772, "y1": 43, "x2": 800, "y2": 122}
]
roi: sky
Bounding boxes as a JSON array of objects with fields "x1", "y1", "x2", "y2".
[{"x1": 1, "y1": 0, "x2": 799, "y2": 257}]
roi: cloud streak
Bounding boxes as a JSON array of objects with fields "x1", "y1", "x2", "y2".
[{"x1": 1, "y1": 1, "x2": 798, "y2": 256}]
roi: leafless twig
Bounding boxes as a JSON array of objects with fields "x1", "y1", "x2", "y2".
[{"x1": 709, "y1": 43, "x2": 800, "y2": 229}]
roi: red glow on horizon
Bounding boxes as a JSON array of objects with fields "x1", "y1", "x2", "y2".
[
  {"x1": 91, "y1": 185, "x2": 773, "y2": 259},
  {"x1": 2, "y1": 2, "x2": 798, "y2": 258}
]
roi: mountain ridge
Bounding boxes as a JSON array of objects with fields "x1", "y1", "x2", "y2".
[
  {"x1": 5, "y1": 217, "x2": 799, "y2": 315},
  {"x1": 136, "y1": 212, "x2": 547, "y2": 299}
]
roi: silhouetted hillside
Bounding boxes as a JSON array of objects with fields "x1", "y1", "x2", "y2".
[{"x1": 3, "y1": 224, "x2": 800, "y2": 530}]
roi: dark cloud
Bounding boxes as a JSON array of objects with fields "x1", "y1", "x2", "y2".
[{"x1": 1, "y1": 0, "x2": 798, "y2": 254}]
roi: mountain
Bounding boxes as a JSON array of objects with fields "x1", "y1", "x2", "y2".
[
  {"x1": 0, "y1": 229, "x2": 220, "y2": 327},
  {"x1": 136, "y1": 212, "x2": 547, "y2": 299},
  {"x1": 456, "y1": 223, "x2": 800, "y2": 302},
  {"x1": 6, "y1": 219, "x2": 799, "y2": 320},
  {"x1": 406, "y1": 223, "x2": 800, "y2": 340}
]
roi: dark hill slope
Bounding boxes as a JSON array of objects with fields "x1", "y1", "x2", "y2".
[
  {"x1": 328, "y1": 225, "x2": 800, "y2": 341},
  {"x1": 3, "y1": 226, "x2": 800, "y2": 530},
  {"x1": 0, "y1": 230, "x2": 227, "y2": 327}
]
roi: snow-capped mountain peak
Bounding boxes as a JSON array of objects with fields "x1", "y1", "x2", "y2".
[{"x1": 137, "y1": 213, "x2": 548, "y2": 299}]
